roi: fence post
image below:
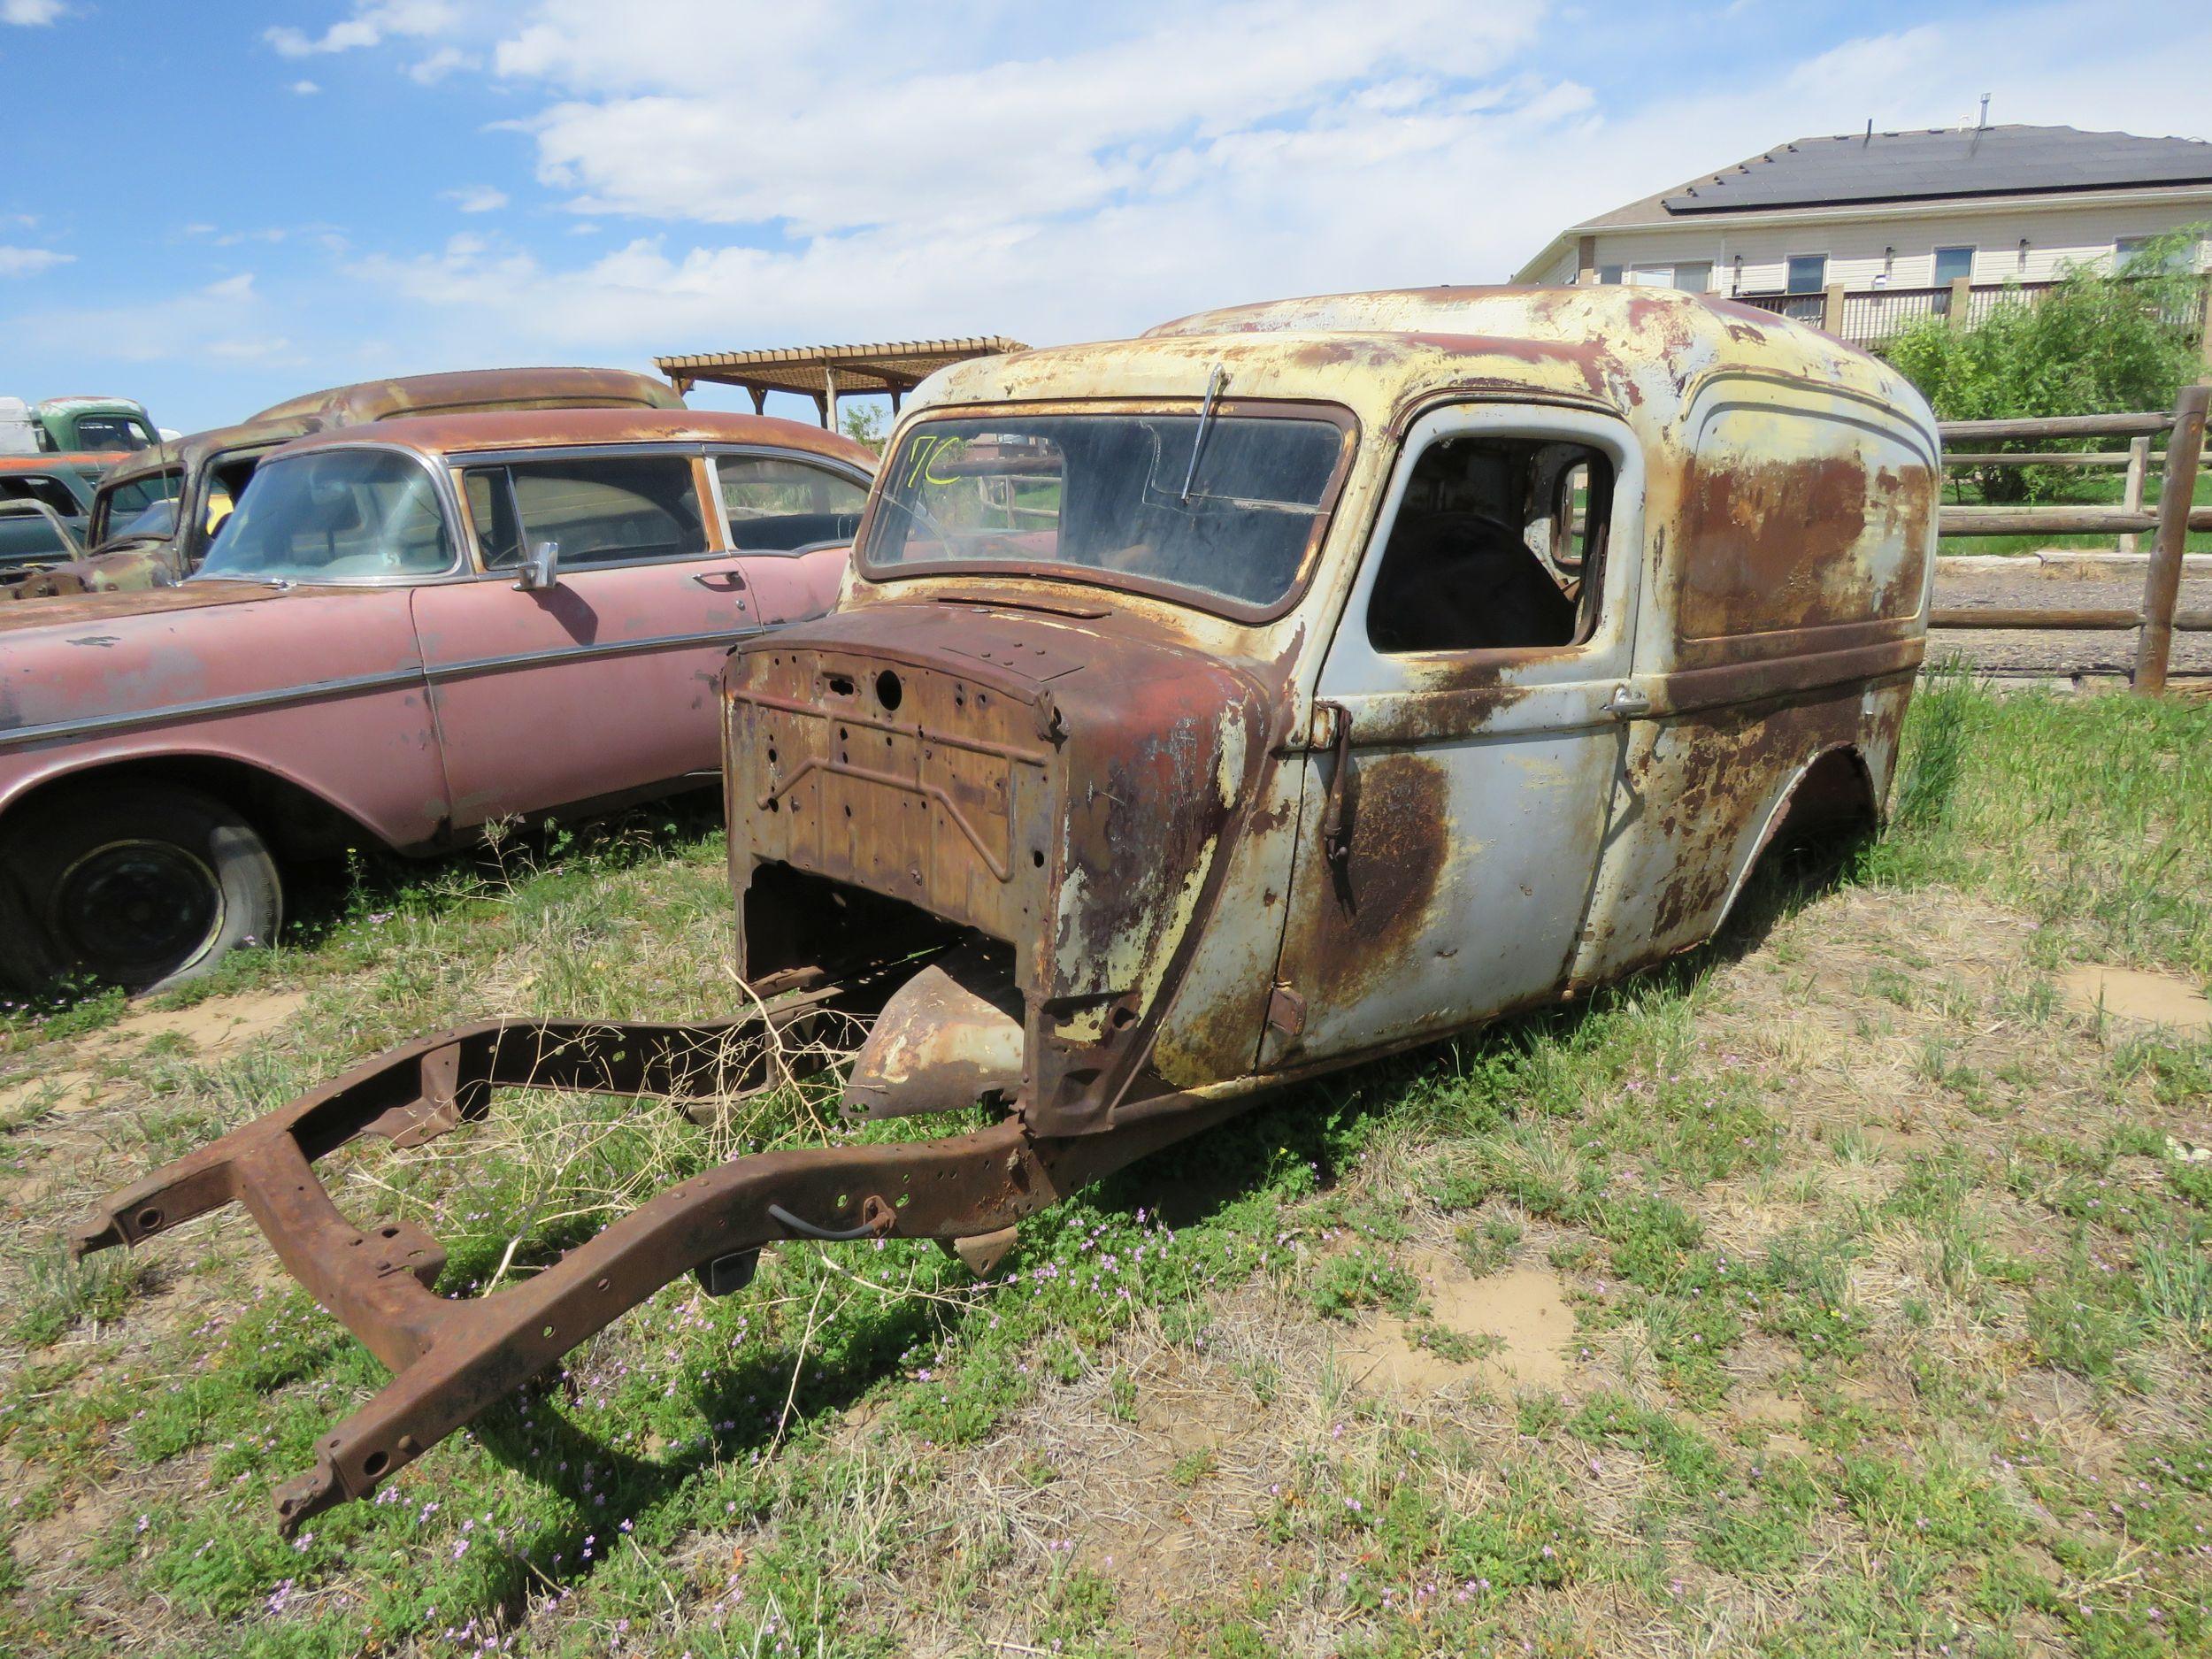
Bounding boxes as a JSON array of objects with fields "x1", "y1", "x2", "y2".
[
  {"x1": 2199, "y1": 273, "x2": 2212, "y2": 373},
  {"x1": 1947, "y1": 276, "x2": 1972, "y2": 331},
  {"x1": 2118, "y1": 434, "x2": 2150, "y2": 555},
  {"x1": 2134, "y1": 383, "x2": 2209, "y2": 695},
  {"x1": 1822, "y1": 282, "x2": 1846, "y2": 336}
]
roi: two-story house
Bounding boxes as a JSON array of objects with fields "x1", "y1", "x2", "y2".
[{"x1": 1514, "y1": 122, "x2": 2212, "y2": 349}]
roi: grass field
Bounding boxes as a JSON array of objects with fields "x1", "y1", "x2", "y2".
[{"x1": 2, "y1": 676, "x2": 2209, "y2": 1658}]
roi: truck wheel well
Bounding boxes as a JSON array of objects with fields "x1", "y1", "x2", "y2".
[
  {"x1": 2, "y1": 757, "x2": 376, "y2": 864},
  {"x1": 1711, "y1": 746, "x2": 1878, "y2": 947},
  {"x1": 1767, "y1": 746, "x2": 1881, "y2": 851}
]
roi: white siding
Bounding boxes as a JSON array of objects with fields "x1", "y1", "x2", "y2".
[{"x1": 1573, "y1": 196, "x2": 2211, "y2": 294}]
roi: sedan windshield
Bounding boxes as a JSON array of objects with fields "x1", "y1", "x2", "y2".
[
  {"x1": 862, "y1": 411, "x2": 1349, "y2": 612},
  {"x1": 194, "y1": 449, "x2": 452, "y2": 583}
]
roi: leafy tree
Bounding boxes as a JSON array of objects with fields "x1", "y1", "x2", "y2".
[
  {"x1": 839, "y1": 398, "x2": 889, "y2": 455},
  {"x1": 1880, "y1": 226, "x2": 2206, "y2": 502}
]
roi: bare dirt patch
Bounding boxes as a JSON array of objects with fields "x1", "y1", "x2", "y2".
[
  {"x1": 2057, "y1": 964, "x2": 2212, "y2": 1031},
  {"x1": 0, "y1": 1066, "x2": 96, "y2": 1118},
  {"x1": 109, "y1": 987, "x2": 311, "y2": 1053},
  {"x1": 0, "y1": 988, "x2": 308, "y2": 1132},
  {"x1": 1340, "y1": 1256, "x2": 1575, "y2": 1401}
]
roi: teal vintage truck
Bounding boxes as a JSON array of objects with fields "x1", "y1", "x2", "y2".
[{"x1": 0, "y1": 396, "x2": 164, "y2": 455}]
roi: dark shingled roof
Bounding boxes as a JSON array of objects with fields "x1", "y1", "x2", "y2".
[{"x1": 1652, "y1": 125, "x2": 2212, "y2": 218}]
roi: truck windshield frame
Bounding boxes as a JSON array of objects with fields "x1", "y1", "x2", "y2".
[{"x1": 858, "y1": 399, "x2": 1358, "y2": 623}]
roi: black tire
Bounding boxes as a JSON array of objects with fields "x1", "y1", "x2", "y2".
[{"x1": 0, "y1": 783, "x2": 281, "y2": 997}]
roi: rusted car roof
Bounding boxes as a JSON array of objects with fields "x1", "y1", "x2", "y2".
[
  {"x1": 273, "y1": 406, "x2": 877, "y2": 466},
  {"x1": 248, "y1": 366, "x2": 684, "y2": 426},
  {"x1": 95, "y1": 370, "x2": 687, "y2": 489},
  {"x1": 913, "y1": 284, "x2": 1921, "y2": 434},
  {"x1": 99, "y1": 419, "x2": 312, "y2": 489}
]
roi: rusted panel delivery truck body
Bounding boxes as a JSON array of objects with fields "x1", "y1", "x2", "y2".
[
  {"x1": 74, "y1": 287, "x2": 1938, "y2": 1527},
  {"x1": 726, "y1": 283, "x2": 1938, "y2": 1134}
]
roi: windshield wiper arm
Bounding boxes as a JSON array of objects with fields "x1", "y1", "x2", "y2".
[{"x1": 1179, "y1": 365, "x2": 1226, "y2": 503}]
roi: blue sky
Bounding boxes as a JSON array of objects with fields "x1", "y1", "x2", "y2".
[{"x1": 4, "y1": 0, "x2": 2208, "y2": 433}]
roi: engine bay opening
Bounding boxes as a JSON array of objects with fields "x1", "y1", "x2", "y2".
[{"x1": 741, "y1": 861, "x2": 1010, "y2": 989}]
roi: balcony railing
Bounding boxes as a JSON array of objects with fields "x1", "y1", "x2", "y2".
[{"x1": 1731, "y1": 273, "x2": 2211, "y2": 352}]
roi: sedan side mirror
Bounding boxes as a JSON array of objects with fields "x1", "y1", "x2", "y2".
[{"x1": 514, "y1": 539, "x2": 560, "y2": 592}]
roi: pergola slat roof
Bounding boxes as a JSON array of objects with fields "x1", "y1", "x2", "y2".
[{"x1": 654, "y1": 337, "x2": 1026, "y2": 425}]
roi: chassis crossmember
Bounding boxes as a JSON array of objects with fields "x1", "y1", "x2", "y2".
[{"x1": 67, "y1": 999, "x2": 1244, "y2": 1533}]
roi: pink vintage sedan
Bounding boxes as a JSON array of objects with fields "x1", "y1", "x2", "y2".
[{"x1": 0, "y1": 408, "x2": 873, "y2": 995}]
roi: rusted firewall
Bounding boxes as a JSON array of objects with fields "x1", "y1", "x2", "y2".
[{"x1": 726, "y1": 599, "x2": 1280, "y2": 1137}]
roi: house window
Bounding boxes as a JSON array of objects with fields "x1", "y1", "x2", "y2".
[
  {"x1": 1786, "y1": 254, "x2": 1827, "y2": 294},
  {"x1": 1597, "y1": 265, "x2": 1624, "y2": 285},
  {"x1": 1671, "y1": 262, "x2": 1712, "y2": 293},
  {"x1": 1933, "y1": 246, "x2": 1975, "y2": 285},
  {"x1": 2116, "y1": 234, "x2": 2191, "y2": 275}
]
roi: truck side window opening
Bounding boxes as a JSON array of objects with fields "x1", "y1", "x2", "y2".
[
  {"x1": 1366, "y1": 437, "x2": 1611, "y2": 655},
  {"x1": 0, "y1": 475, "x2": 80, "y2": 516}
]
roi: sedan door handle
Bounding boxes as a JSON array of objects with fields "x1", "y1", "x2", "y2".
[
  {"x1": 1604, "y1": 683, "x2": 1651, "y2": 720},
  {"x1": 691, "y1": 570, "x2": 747, "y2": 592}
]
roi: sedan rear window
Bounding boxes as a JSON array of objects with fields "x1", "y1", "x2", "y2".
[
  {"x1": 0, "y1": 474, "x2": 81, "y2": 517},
  {"x1": 717, "y1": 455, "x2": 867, "y2": 551},
  {"x1": 464, "y1": 454, "x2": 707, "y2": 569}
]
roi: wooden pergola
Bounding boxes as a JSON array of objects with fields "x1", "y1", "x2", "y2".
[{"x1": 653, "y1": 337, "x2": 1027, "y2": 428}]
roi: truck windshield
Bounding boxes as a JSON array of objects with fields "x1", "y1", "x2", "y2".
[
  {"x1": 862, "y1": 411, "x2": 1349, "y2": 612},
  {"x1": 194, "y1": 449, "x2": 452, "y2": 584}
]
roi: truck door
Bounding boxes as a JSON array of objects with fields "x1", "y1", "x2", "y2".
[{"x1": 1267, "y1": 403, "x2": 1646, "y2": 1065}]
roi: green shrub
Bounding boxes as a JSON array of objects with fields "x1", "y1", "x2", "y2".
[{"x1": 1882, "y1": 227, "x2": 2205, "y2": 503}]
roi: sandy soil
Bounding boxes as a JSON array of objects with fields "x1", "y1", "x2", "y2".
[{"x1": 1932, "y1": 558, "x2": 2212, "y2": 680}]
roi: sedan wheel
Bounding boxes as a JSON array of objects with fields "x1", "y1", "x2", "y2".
[{"x1": 0, "y1": 784, "x2": 281, "y2": 996}]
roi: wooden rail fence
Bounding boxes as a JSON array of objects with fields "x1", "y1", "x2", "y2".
[{"x1": 1932, "y1": 383, "x2": 2211, "y2": 693}]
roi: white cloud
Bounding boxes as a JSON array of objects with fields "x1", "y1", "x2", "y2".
[
  {"x1": 294, "y1": 0, "x2": 2202, "y2": 376},
  {"x1": 509, "y1": 1, "x2": 1545, "y2": 236},
  {"x1": 1, "y1": 0, "x2": 65, "y2": 25},
  {"x1": 0, "y1": 245, "x2": 72, "y2": 277},
  {"x1": 265, "y1": 1, "x2": 456, "y2": 58},
  {"x1": 131, "y1": 0, "x2": 2199, "y2": 413},
  {"x1": 407, "y1": 44, "x2": 472, "y2": 82},
  {"x1": 289, "y1": 78, "x2": 321, "y2": 95},
  {"x1": 442, "y1": 184, "x2": 510, "y2": 213},
  {"x1": 184, "y1": 224, "x2": 290, "y2": 247}
]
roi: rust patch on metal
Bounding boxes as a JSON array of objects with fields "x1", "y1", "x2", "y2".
[{"x1": 1309, "y1": 752, "x2": 1449, "y2": 1006}]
